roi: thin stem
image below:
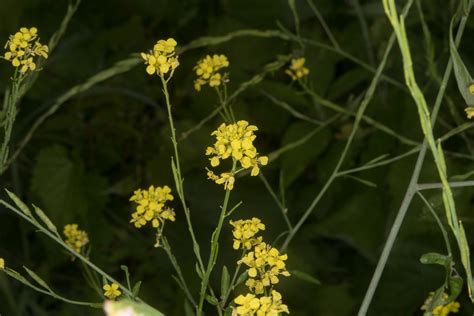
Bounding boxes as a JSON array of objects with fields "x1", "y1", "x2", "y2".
[
  {"x1": 161, "y1": 237, "x2": 197, "y2": 307},
  {"x1": 416, "y1": 192, "x2": 452, "y2": 257},
  {"x1": 0, "y1": 76, "x2": 19, "y2": 174},
  {"x1": 338, "y1": 146, "x2": 421, "y2": 176},
  {"x1": 305, "y1": 0, "x2": 341, "y2": 49},
  {"x1": 160, "y1": 74, "x2": 205, "y2": 273},
  {"x1": 198, "y1": 174, "x2": 234, "y2": 315},
  {"x1": 301, "y1": 82, "x2": 419, "y2": 146},
  {"x1": 281, "y1": 0, "x2": 407, "y2": 251},
  {"x1": 358, "y1": 2, "x2": 470, "y2": 314},
  {"x1": 351, "y1": 0, "x2": 375, "y2": 65},
  {"x1": 3, "y1": 268, "x2": 101, "y2": 308},
  {"x1": 220, "y1": 258, "x2": 244, "y2": 309},
  {"x1": 0, "y1": 200, "x2": 159, "y2": 311},
  {"x1": 417, "y1": 181, "x2": 474, "y2": 191},
  {"x1": 259, "y1": 172, "x2": 292, "y2": 230}
]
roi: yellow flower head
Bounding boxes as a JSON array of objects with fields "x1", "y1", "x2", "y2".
[
  {"x1": 129, "y1": 185, "x2": 175, "y2": 229},
  {"x1": 421, "y1": 292, "x2": 460, "y2": 316},
  {"x1": 239, "y1": 242, "x2": 290, "y2": 294},
  {"x1": 230, "y1": 218, "x2": 265, "y2": 250},
  {"x1": 465, "y1": 107, "x2": 474, "y2": 119},
  {"x1": 469, "y1": 84, "x2": 474, "y2": 95},
  {"x1": 285, "y1": 57, "x2": 309, "y2": 81},
  {"x1": 233, "y1": 293, "x2": 261, "y2": 315},
  {"x1": 206, "y1": 120, "x2": 268, "y2": 190},
  {"x1": 3, "y1": 27, "x2": 48, "y2": 75},
  {"x1": 233, "y1": 290, "x2": 289, "y2": 316},
  {"x1": 63, "y1": 224, "x2": 89, "y2": 253},
  {"x1": 194, "y1": 54, "x2": 229, "y2": 91},
  {"x1": 0, "y1": 258, "x2": 4, "y2": 269},
  {"x1": 141, "y1": 38, "x2": 179, "y2": 76},
  {"x1": 103, "y1": 283, "x2": 122, "y2": 300}
]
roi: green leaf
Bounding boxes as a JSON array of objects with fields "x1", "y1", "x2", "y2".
[
  {"x1": 205, "y1": 295, "x2": 219, "y2": 306},
  {"x1": 132, "y1": 281, "x2": 142, "y2": 298},
  {"x1": 458, "y1": 223, "x2": 474, "y2": 298},
  {"x1": 23, "y1": 266, "x2": 53, "y2": 292},
  {"x1": 291, "y1": 270, "x2": 321, "y2": 285},
  {"x1": 32, "y1": 205, "x2": 59, "y2": 236},
  {"x1": 5, "y1": 189, "x2": 32, "y2": 218},
  {"x1": 419, "y1": 252, "x2": 451, "y2": 267},
  {"x1": 342, "y1": 175, "x2": 377, "y2": 188},
  {"x1": 235, "y1": 271, "x2": 248, "y2": 287},
  {"x1": 220, "y1": 266, "x2": 230, "y2": 298},
  {"x1": 448, "y1": 275, "x2": 463, "y2": 301},
  {"x1": 449, "y1": 16, "x2": 474, "y2": 106}
]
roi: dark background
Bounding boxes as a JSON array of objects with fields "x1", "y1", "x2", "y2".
[{"x1": 0, "y1": 0, "x2": 473, "y2": 315}]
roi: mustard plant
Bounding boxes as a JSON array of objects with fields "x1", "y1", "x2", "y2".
[{"x1": 1, "y1": 1, "x2": 474, "y2": 316}]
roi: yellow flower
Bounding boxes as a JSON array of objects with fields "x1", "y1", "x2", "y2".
[
  {"x1": 103, "y1": 283, "x2": 121, "y2": 300},
  {"x1": 3, "y1": 27, "x2": 48, "y2": 74},
  {"x1": 233, "y1": 290, "x2": 289, "y2": 316},
  {"x1": 63, "y1": 224, "x2": 89, "y2": 253},
  {"x1": 0, "y1": 258, "x2": 4, "y2": 269},
  {"x1": 469, "y1": 84, "x2": 474, "y2": 95},
  {"x1": 421, "y1": 292, "x2": 460, "y2": 316},
  {"x1": 206, "y1": 121, "x2": 268, "y2": 190},
  {"x1": 239, "y1": 242, "x2": 290, "y2": 294},
  {"x1": 141, "y1": 38, "x2": 179, "y2": 76},
  {"x1": 233, "y1": 293, "x2": 261, "y2": 315},
  {"x1": 230, "y1": 218, "x2": 265, "y2": 250},
  {"x1": 129, "y1": 185, "x2": 175, "y2": 228},
  {"x1": 465, "y1": 107, "x2": 474, "y2": 119},
  {"x1": 194, "y1": 54, "x2": 229, "y2": 91},
  {"x1": 215, "y1": 172, "x2": 236, "y2": 191},
  {"x1": 285, "y1": 57, "x2": 309, "y2": 80}
]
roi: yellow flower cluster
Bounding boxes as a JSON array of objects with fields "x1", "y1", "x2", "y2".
[
  {"x1": 103, "y1": 283, "x2": 122, "y2": 300},
  {"x1": 63, "y1": 224, "x2": 89, "y2": 253},
  {"x1": 239, "y1": 242, "x2": 290, "y2": 294},
  {"x1": 231, "y1": 218, "x2": 290, "y2": 315},
  {"x1": 285, "y1": 57, "x2": 309, "y2": 81},
  {"x1": 233, "y1": 290, "x2": 289, "y2": 316},
  {"x1": 470, "y1": 84, "x2": 474, "y2": 95},
  {"x1": 141, "y1": 38, "x2": 179, "y2": 76},
  {"x1": 206, "y1": 121, "x2": 268, "y2": 190},
  {"x1": 230, "y1": 218, "x2": 265, "y2": 250},
  {"x1": 129, "y1": 185, "x2": 175, "y2": 228},
  {"x1": 0, "y1": 258, "x2": 4, "y2": 269},
  {"x1": 194, "y1": 54, "x2": 229, "y2": 91},
  {"x1": 3, "y1": 27, "x2": 48, "y2": 74},
  {"x1": 421, "y1": 292, "x2": 460, "y2": 316}
]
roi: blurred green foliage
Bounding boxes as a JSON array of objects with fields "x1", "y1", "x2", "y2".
[{"x1": 0, "y1": 0, "x2": 473, "y2": 315}]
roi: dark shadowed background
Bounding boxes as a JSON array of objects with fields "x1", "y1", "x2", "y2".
[{"x1": 0, "y1": 0, "x2": 473, "y2": 315}]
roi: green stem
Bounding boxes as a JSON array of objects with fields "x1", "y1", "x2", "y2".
[
  {"x1": 416, "y1": 192, "x2": 452, "y2": 257},
  {"x1": 281, "y1": 0, "x2": 408, "y2": 251},
  {"x1": 300, "y1": 82, "x2": 419, "y2": 146},
  {"x1": 417, "y1": 181, "x2": 474, "y2": 191},
  {"x1": 160, "y1": 74, "x2": 205, "y2": 273},
  {"x1": 198, "y1": 177, "x2": 233, "y2": 315},
  {"x1": 0, "y1": 200, "x2": 160, "y2": 313},
  {"x1": 0, "y1": 75, "x2": 19, "y2": 174},
  {"x1": 259, "y1": 172, "x2": 292, "y2": 230},
  {"x1": 220, "y1": 259, "x2": 244, "y2": 310},
  {"x1": 357, "y1": 2, "x2": 470, "y2": 314},
  {"x1": 161, "y1": 237, "x2": 197, "y2": 307},
  {"x1": 4, "y1": 268, "x2": 102, "y2": 308}
]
